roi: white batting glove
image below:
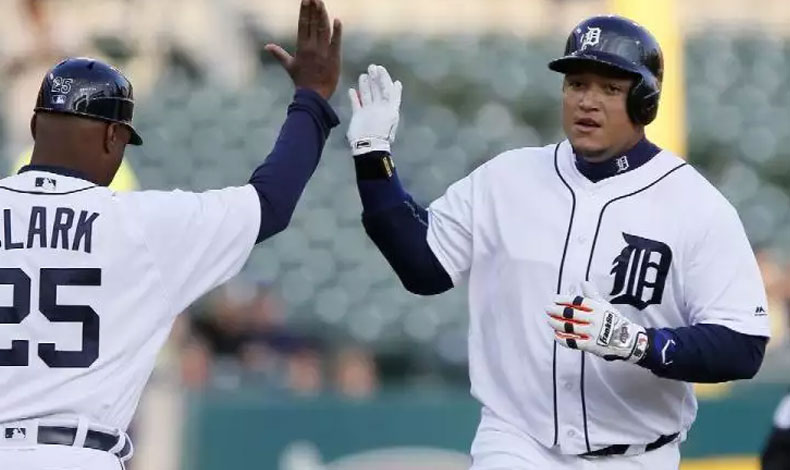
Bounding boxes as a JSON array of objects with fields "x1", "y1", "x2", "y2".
[
  {"x1": 545, "y1": 281, "x2": 649, "y2": 363},
  {"x1": 347, "y1": 64, "x2": 402, "y2": 156}
]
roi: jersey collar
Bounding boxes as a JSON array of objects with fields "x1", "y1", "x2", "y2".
[
  {"x1": 557, "y1": 139, "x2": 686, "y2": 199},
  {"x1": 573, "y1": 138, "x2": 661, "y2": 183},
  {"x1": 18, "y1": 164, "x2": 96, "y2": 184}
]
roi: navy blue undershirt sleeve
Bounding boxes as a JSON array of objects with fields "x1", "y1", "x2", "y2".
[
  {"x1": 637, "y1": 323, "x2": 767, "y2": 383},
  {"x1": 249, "y1": 88, "x2": 340, "y2": 243},
  {"x1": 354, "y1": 152, "x2": 453, "y2": 295}
]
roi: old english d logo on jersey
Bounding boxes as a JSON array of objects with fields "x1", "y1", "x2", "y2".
[{"x1": 609, "y1": 233, "x2": 672, "y2": 310}]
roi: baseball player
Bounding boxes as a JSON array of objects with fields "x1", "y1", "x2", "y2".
[
  {"x1": 346, "y1": 15, "x2": 770, "y2": 469},
  {"x1": 0, "y1": 1, "x2": 341, "y2": 468}
]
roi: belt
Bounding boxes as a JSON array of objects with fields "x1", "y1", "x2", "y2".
[
  {"x1": 37, "y1": 426, "x2": 133, "y2": 461},
  {"x1": 582, "y1": 432, "x2": 679, "y2": 457}
]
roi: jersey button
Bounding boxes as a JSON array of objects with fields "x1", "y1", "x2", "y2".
[
  {"x1": 576, "y1": 236, "x2": 587, "y2": 244},
  {"x1": 567, "y1": 429, "x2": 576, "y2": 438},
  {"x1": 564, "y1": 382, "x2": 573, "y2": 391}
]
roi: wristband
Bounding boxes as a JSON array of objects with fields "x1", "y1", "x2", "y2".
[{"x1": 355, "y1": 153, "x2": 396, "y2": 180}]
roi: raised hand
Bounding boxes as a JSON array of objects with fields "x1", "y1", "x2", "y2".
[
  {"x1": 347, "y1": 64, "x2": 403, "y2": 155},
  {"x1": 265, "y1": 0, "x2": 342, "y2": 100}
]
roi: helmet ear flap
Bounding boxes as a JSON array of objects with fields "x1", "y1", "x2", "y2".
[{"x1": 627, "y1": 76, "x2": 661, "y2": 125}]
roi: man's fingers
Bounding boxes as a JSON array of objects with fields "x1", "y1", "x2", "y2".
[
  {"x1": 368, "y1": 64, "x2": 383, "y2": 102},
  {"x1": 358, "y1": 73, "x2": 373, "y2": 106},
  {"x1": 305, "y1": 0, "x2": 319, "y2": 44},
  {"x1": 546, "y1": 309, "x2": 590, "y2": 338},
  {"x1": 297, "y1": 0, "x2": 311, "y2": 47},
  {"x1": 264, "y1": 44, "x2": 294, "y2": 70},
  {"x1": 348, "y1": 88, "x2": 362, "y2": 113},
  {"x1": 554, "y1": 302, "x2": 593, "y2": 313},
  {"x1": 545, "y1": 303, "x2": 593, "y2": 322},
  {"x1": 552, "y1": 294, "x2": 594, "y2": 312},
  {"x1": 546, "y1": 315, "x2": 566, "y2": 333},
  {"x1": 372, "y1": 65, "x2": 393, "y2": 101},
  {"x1": 377, "y1": 66, "x2": 394, "y2": 89},
  {"x1": 555, "y1": 331, "x2": 589, "y2": 341},
  {"x1": 554, "y1": 331, "x2": 589, "y2": 350},
  {"x1": 329, "y1": 19, "x2": 343, "y2": 59},
  {"x1": 547, "y1": 313, "x2": 590, "y2": 326},
  {"x1": 393, "y1": 80, "x2": 403, "y2": 107},
  {"x1": 315, "y1": 0, "x2": 330, "y2": 45}
]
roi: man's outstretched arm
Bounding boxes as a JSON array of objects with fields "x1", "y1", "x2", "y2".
[
  {"x1": 347, "y1": 65, "x2": 453, "y2": 295},
  {"x1": 251, "y1": 0, "x2": 342, "y2": 243}
]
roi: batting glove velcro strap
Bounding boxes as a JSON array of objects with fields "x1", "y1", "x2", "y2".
[
  {"x1": 350, "y1": 136, "x2": 392, "y2": 155},
  {"x1": 546, "y1": 281, "x2": 648, "y2": 364}
]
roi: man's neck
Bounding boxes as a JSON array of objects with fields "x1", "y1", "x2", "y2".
[
  {"x1": 19, "y1": 163, "x2": 94, "y2": 183},
  {"x1": 573, "y1": 137, "x2": 662, "y2": 183},
  {"x1": 29, "y1": 148, "x2": 96, "y2": 184},
  {"x1": 576, "y1": 133, "x2": 646, "y2": 164}
]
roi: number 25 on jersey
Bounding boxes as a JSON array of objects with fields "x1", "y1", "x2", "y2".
[{"x1": 0, "y1": 268, "x2": 100, "y2": 368}]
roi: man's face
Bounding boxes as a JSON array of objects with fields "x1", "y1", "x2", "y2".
[{"x1": 562, "y1": 69, "x2": 642, "y2": 161}]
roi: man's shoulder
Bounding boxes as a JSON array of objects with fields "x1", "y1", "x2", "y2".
[
  {"x1": 114, "y1": 185, "x2": 254, "y2": 201},
  {"x1": 113, "y1": 185, "x2": 258, "y2": 217},
  {"x1": 489, "y1": 143, "x2": 559, "y2": 164},
  {"x1": 477, "y1": 143, "x2": 560, "y2": 175},
  {"x1": 655, "y1": 150, "x2": 737, "y2": 215}
]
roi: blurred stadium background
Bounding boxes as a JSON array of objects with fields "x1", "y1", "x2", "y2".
[{"x1": 1, "y1": 0, "x2": 789, "y2": 469}]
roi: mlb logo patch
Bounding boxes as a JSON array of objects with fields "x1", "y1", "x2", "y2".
[
  {"x1": 35, "y1": 177, "x2": 57, "y2": 191},
  {"x1": 4, "y1": 427, "x2": 26, "y2": 440},
  {"x1": 52, "y1": 95, "x2": 67, "y2": 105}
]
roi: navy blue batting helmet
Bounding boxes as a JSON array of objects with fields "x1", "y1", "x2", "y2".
[
  {"x1": 548, "y1": 15, "x2": 663, "y2": 126},
  {"x1": 35, "y1": 57, "x2": 143, "y2": 145}
]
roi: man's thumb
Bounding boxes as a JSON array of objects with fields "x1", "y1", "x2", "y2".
[
  {"x1": 580, "y1": 281, "x2": 603, "y2": 301},
  {"x1": 264, "y1": 44, "x2": 294, "y2": 70}
]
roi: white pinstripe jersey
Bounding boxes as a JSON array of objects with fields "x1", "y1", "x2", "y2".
[
  {"x1": 0, "y1": 169, "x2": 259, "y2": 431},
  {"x1": 427, "y1": 140, "x2": 770, "y2": 453}
]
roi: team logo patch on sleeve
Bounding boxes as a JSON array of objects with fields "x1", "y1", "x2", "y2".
[{"x1": 609, "y1": 233, "x2": 672, "y2": 310}]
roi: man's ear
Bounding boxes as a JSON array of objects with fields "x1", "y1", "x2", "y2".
[{"x1": 104, "y1": 122, "x2": 117, "y2": 154}]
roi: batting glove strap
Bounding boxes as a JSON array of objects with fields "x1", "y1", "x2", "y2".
[
  {"x1": 628, "y1": 330, "x2": 650, "y2": 364},
  {"x1": 350, "y1": 136, "x2": 392, "y2": 156},
  {"x1": 597, "y1": 315, "x2": 648, "y2": 363}
]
